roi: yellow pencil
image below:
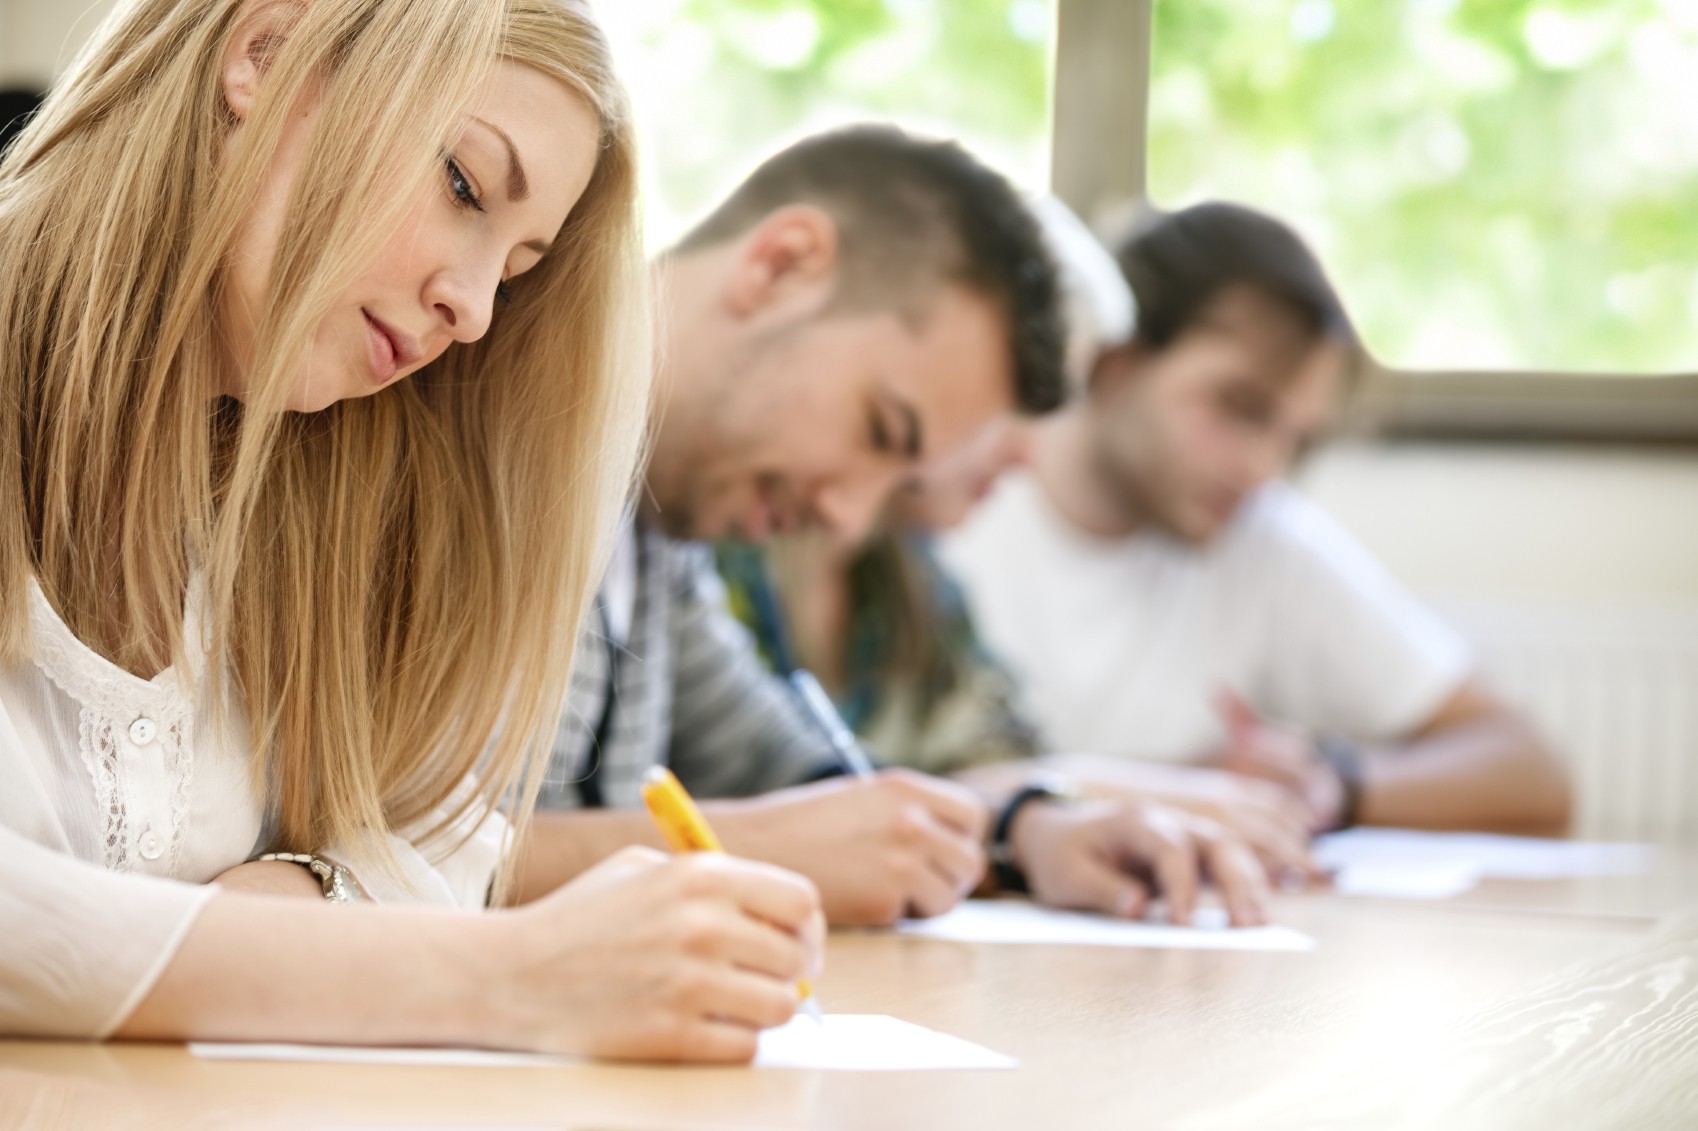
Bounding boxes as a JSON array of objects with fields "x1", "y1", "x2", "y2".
[{"x1": 639, "y1": 766, "x2": 823, "y2": 1021}]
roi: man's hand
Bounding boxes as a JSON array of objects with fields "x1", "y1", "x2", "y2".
[
  {"x1": 1213, "y1": 688, "x2": 1344, "y2": 835},
  {"x1": 1009, "y1": 798, "x2": 1271, "y2": 927},
  {"x1": 711, "y1": 770, "x2": 989, "y2": 926}
]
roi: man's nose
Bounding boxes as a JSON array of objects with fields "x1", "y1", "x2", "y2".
[{"x1": 812, "y1": 469, "x2": 902, "y2": 548}]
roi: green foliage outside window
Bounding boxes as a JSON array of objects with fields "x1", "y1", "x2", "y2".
[
  {"x1": 1148, "y1": 0, "x2": 1698, "y2": 373},
  {"x1": 601, "y1": 0, "x2": 1053, "y2": 246},
  {"x1": 610, "y1": 1, "x2": 1694, "y2": 375}
]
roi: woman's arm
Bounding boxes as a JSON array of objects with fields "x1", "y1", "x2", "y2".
[
  {"x1": 3, "y1": 824, "x2": 821, "y2": 1062},
  {"x1": 207, "y1": 860, "x2": 325, "y2": 897},
  {"x1": 122, "y1": 847, "x2": 822, "y2": 1061}
]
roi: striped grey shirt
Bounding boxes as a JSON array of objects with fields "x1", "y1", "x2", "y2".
[{"x1": 538, "y1": 519, "x2": 837, "y2": 811}]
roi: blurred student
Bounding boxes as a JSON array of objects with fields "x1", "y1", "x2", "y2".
[
  {"x1": 712, "y1": 198, "x2": 1130, "y2": 780},
  {"x1": 944, "y1": 202, "x2": 1572, "y2": 840},
  {"x1": 2, "y1": 0, "x2": 821, "y2": 1063},
  {"x1": 525, "y1": 131, "x2": 1273, "y2": 929}
]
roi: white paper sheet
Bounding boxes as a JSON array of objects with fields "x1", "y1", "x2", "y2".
[
  {"x1": 1329, "y1": 858, "x2": 1484, "y2": 900},
  {"x1": 1314, "y1": 829, "x2": 1655, "y2": 884},
  {"x1": 189, "y1": 1014, "x2": 1014, "y2": 1072},
  {"x1": 896, "y1": 900, "x2": 1316, "y2": 952},
  {"x1": 752, "y1": 1014, "x2": 1014, "y2": 1070},
  {"x1": 189, "y1": 1042, "x2": 570, "y2": 1068}
]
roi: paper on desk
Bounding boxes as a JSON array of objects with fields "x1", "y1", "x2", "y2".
[
  {"x1": 896, "y1": 900, "x2": 1315, "y2": 952},
  {"x1": 1314, "y1": 828, "x2": 1655, "y2": 890},
  {"x1": 189, "y1": 1014, "x2": 1014, "y2": 1072},
  {"x1": 189, "y1": 1042, "x2": 568, "y2": 1068},
  {"x1": 753, "y1": 1014, "x2": 1013, "y2": 1070},
  {"x1": 1328, "y1": 858, "x2": 1484, "y2": 900}
]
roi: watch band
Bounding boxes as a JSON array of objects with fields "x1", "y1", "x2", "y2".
[
  {"x1": 988, "y1": 780, "x2": 1072, "y2": 894},
  {"x1": 1317, "y1": 737, "x2": 1364, "y2": 831},
  {"x1": 256, "y1": 851, "x2": 358, "y2": 903}
]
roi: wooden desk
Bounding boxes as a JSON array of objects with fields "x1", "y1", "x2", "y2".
[{"x1": 4, "y1": 886, "x2": 1694, "y2": 1129}]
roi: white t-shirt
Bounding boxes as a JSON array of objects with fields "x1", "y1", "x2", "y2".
[
  {"x1": 1, "y1": 578, "x2": 506, "y2": 1039},
  {"x1": 940, "y1": 475, "x2": 1471, "y2": 762}
]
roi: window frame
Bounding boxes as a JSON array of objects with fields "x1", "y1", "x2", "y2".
[{"x1": 1050, "y1": 0, "x2": 1698, "y2": 445}]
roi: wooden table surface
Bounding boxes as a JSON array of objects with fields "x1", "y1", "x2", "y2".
[{"x1": 4, "y1": 845, "x2": 1695, "y2": 1131}]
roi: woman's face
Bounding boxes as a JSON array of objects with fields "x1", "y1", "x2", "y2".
[{"x1": 219, "y1": 59, "x2": 601, "y2": 411}]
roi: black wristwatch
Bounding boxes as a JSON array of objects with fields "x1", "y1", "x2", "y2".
[
  {"x1": 1318, "y1": 737, "x2": 1364, "y2": 830},
  {"x1": 988, "y1": 777, "x2": 1075, "y2": 894}
]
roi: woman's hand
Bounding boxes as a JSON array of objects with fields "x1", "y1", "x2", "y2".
[{"x1": 486, "y1": 846, "x2": 824, "y2": 1063}]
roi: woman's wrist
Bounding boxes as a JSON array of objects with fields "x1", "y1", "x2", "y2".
[
  {"x1": 209, "y1": 859, "x2": 325, "y2": 898},
  {"x1": 445, "y1": 903, "x2": 585, "y2": 1052}
]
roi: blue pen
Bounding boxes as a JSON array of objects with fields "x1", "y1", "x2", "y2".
[{"x1": 788, "y1": 669, "x2": 878, "y2": 780}]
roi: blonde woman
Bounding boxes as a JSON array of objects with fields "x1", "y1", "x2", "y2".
[{"x1": 0, "y1": 0, "x2": 820, "y2": 1062}]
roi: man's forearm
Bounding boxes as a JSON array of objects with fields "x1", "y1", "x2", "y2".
[
  {"x1": 510, "y1": 799, "x2": 771, "y2": 906},
  {"x1": 509, "y1": 809, "x2": 667, "y2": 905},
  {"x1": 1360, "y1": 710, "x2": 1572, "y2": 835}
]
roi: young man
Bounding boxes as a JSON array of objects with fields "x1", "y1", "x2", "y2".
[
  {"x1": 943, "y1": 202, "x2": 1572, "y2": 844},
  {"x1": 515, "y1": 130, "x2": 1272, "y2": 929}
]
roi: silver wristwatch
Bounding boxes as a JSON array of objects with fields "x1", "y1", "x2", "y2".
[{"x1": 256, "y1": 852, "x2": 359, "y2": 903}]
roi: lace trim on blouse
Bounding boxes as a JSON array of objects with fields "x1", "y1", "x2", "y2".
[{"x1": 25, "y1": 580, "x2": 204, "y2": 874}]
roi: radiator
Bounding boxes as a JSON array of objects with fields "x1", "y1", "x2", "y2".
[{"x1": 1433, "y1": 598, "x2": 1698, "y2": 843}]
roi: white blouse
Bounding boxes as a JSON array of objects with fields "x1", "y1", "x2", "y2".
[{"x1": 1, "y1": 579, "x2": 507, "y2": 1039}]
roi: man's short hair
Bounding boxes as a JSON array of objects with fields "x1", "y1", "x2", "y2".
[
  {"x1": 1113, "y1": 202, "x2": 1355, "y2": 353},
  {"x1": 677, "y1": 124, "x2": 1066, "y2": 416}
]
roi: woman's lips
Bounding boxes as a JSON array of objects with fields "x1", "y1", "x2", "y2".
[
  {"x1": 363, "y1": 312, "x2": 396, "y2": 386},
  {"x1": 362, "y1": 310, "x2": 421, "y2": 388}
]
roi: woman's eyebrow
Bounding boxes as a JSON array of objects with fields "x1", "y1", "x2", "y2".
[{"x1": 472, "y1": 117, "x2": 530, "y2": 203}]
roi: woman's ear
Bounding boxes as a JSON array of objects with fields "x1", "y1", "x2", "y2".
[{"x1": 220, "y1": 1, "x2": 300, "y2": 123}]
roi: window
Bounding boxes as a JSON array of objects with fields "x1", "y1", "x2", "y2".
[
  {"x1": 600, "y1": 0, "x2": 1054, "y2": 248},
  {"x1": 1146, "y1": 0, "x2": 1698, "y2": 375}
]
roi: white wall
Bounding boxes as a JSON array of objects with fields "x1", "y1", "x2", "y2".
[
  {"x1": 1301, "y1": 442, "x2": 1698, "y2": 606},
  {"x1": 0, "y1": 0, "x2": 118, "y2": 88}
]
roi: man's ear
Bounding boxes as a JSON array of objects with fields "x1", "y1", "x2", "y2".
[
  {"x1": 723, "y1": 204, "x2": 841, "y2": 321},
  {"x1": 220, "y1": 1, "x2": 301, "y2": 123}
]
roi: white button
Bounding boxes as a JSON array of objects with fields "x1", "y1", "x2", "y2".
[
  {"x1": 137, "y1": 824, "x2": 164, "y2": 862},
  {"x1": 128, "y1": 717, "x2": 157, "y2": 746}
]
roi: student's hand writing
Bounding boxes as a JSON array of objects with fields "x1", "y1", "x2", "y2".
[
  {"x1": 491, "y1": 846, "x2": 822, "y2": 1063},
  {"x1": 1009, "y1": 799, "x2": 1271, "y2": 927},
  {"x1": 712, "y1": 769, "x2": 989, "y2": 926}
]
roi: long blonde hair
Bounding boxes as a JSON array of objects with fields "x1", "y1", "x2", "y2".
[{"x1": 0, "y1": 0, "x2": 650, "y2": 883}]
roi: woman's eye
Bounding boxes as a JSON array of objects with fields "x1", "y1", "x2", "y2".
[
  {"x1": 495, "y1": 280, "x2": 514, "y2": 305},
  {"x1": 446, "y1": 158, "x2": 485, "y2": 213}
]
